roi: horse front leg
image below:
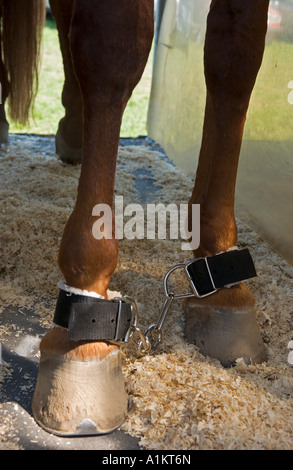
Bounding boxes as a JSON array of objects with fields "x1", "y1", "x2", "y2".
[
  {"x1": 32, "y1": 0, "x2": 154, "y2": 435},
  {"x1": 186, "y1": 0, "x2": 269, "y2": 366},
  {"x1": 0, "y1": 1, "x2": 9, "y2": 143},
  {"x1": 0, "y1": 57, "x2": 9, "y2": 144}
]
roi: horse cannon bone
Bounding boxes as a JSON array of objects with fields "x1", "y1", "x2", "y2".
[{"x1": 0, "y1": 0, "x2": 270, "y2": 436}]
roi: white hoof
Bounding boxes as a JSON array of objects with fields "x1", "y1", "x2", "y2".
[{"x1": 32, "y1": 348, "x2": 128, "y2": 436}]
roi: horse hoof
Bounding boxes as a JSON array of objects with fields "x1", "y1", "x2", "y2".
[
  {"x1": 55, "y1": 127, "x2": 82, "y2": 165},
  {"x1": 0, "y1": 121, "x2": 9, "y2": 144},
  {"x1": 184, "y1": 285, "x2": 267, "y2": 367},
  {"x1": 32, "y1": 333, "x2": 128, "y2": 436}
]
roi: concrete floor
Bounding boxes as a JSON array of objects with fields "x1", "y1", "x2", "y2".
[
  {"x1": 0, "y1": 306, "x2": 142, "y2": 450},
  {"x1": 0, "y1": 134, "x2": 167, "y2": 451}
]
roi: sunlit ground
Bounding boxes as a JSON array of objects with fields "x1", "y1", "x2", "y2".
[{"x1": 9, "y1": 17, "x2": 154, "y2": 138}]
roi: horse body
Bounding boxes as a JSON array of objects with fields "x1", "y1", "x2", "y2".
[{"x1": 0, "y1": 0, "x2": 270, "y2": 435}]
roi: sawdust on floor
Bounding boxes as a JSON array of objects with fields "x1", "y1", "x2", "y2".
[{"x1": 0, "y1": 139, "x2": 293, "y2": 450}]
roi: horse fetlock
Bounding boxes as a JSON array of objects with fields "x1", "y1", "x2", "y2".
[
  {"x1": 58, "y1": 223, "x2": 118, "y2": 296},
  {"x1": 194, "y1": 219, "x2": 237, "y2": 258}
]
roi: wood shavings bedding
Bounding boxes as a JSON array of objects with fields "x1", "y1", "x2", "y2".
[
  {"x1": 0, "y1": 360, "x2": 20, "y2": 450},
  {"x1": 0, "y1": 140, "x2": 293, "y2": 449}
]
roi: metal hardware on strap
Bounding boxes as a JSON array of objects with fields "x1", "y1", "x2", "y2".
[
  {"x1": 164, "y1": 263, "x2": 195, "y2": 300},
  {"x1": 111, "y1": 296, "x2": 150, "y2": 352},
  {"x1": 163, "y1": 259, "x2": 219, "y2": 300},
  {"x1": 132, "y1": 324, "x2": 152, "y2": 354},
  {"x1": 185, "y1": 257, "x2": 218, "y2": 298},
  {"x1": 135, "y1": 248, "x2": 257, "y2": 354},
  {"x1": 136, "y1": 263, "x2": 192, "y2": 354},
  {"x1": 163, "y1": 248, "x2": 257, "y2": 299},
  {"x1": 137, "y1": 295, "x2": 174, "y2": 353},
  {"x1": 53, "y1": 290, "x2": 137, "y2": 344},
  {"x1": 111, "y1": 296, "x2": 138, "y2": 346},
  {"x1": 53, "y1": 249, "x2": 256, "y2": 354}
]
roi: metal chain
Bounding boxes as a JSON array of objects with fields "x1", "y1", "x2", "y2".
[
  {"x1": 136, "y1": 294, "x2": 174, "y2": 354},
  {"x1": 130, "y1": 262, "x2": 195, "y2": 355}
]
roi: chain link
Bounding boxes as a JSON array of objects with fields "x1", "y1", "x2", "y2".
[
  {"x1": 136, "y1": 295, "x2": 174, "y2": 354},
  {"x1": 115, "y1": 262, "x2": 196, "y2": 354},
  {"x1": 129, "y1": 262, "x2": 195, "y2": 355},
  {"x1": 131, "y1": 324, "x2": 152, "y2": 354}
]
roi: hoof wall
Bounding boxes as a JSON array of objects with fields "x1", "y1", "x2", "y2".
[
  {"x1": 32, "y1": 349, "x2": 128, "y2": 436},
  {"x1": 55, "y1": 128, "x2": 81, "y2": 165},
  {"x1": 0, "y1": 122, "x2": 9, "y2": 144},
  {"x1": 185, "y1": 299, "x2": 267, "y2": 367}
]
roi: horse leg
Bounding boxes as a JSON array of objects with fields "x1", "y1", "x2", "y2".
[
  {"x1": 0, "y1": 58, "x2": 9, "y2": 144},
  {"x1": 0, "y1": 0, "x2": 9, "y2": 143},
  {"x1": 49, "y1": 0, "x2": 83, "y2": 164},
  {"x1": 32, "y1": 0, "x2": 154, "y2": 435},
  {"x1": 185, "y1": 0, "x2": 269, "y2": 366}
]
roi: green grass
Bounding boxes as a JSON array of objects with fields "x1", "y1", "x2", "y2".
[
  {"x1": 245, "y1": 39, "x2": 293, "y2": 142},
  {"x1": 9, "y1": 18, "x2": 293, "y2": 145},
  {"x1": 9, "y1": 18, "x2": 153, "y2": 137}
]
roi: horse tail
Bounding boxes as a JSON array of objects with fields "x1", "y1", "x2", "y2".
[{"x1": 2, "y1": 0, "x2": 46, "y2": 124}]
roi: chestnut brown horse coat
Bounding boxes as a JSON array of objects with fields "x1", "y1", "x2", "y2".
[{"x1": 0, "y1": 0, "x2": 270, "y2": 435}]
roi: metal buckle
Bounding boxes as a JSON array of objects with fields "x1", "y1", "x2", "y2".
[
  {"x1": 108, "y1": 255, "x2": 219, "y2": 354},
  {"x1": 115, "y1": 297, "x2": 152, "y2": 353},
  {"x1": 112, "y1": 296, "x2": 138, "y2": 345},
  {"x1": 105, "y1": 297, "x2": 151, "y2": 353},
  {"x1": 114, "y1": 299, "x2": 123, "y2": 342},
  {"x1": 164, "y1": 258, "x2": 218, "y2": 300},
  {"x1": 109, "y1": 255, "x2": 219, "y2": 353},
  {"x1": 163, "y1": 263, "x2": 194, "y2": 300},
  {"x1": 185, "y1": 257, "x2": 218, "y2": 298}
]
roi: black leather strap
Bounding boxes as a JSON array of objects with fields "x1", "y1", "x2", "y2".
[
  {"x1": 53, "y1": 289, "x2": 133, "y2": 342},
  {"x1": 186, "y1": 248, "x2": 257, "y2": 297}
]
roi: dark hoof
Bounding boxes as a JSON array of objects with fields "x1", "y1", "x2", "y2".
[
  {"x1": 0, "y1": 121, "x2": 9, "y2": 144},
  {"x1": 185, "y1": 293, "x2": 267, "y2": 367},
  {"x1": 55, "y1": 127, "x2": 82, "y2": 165}
]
